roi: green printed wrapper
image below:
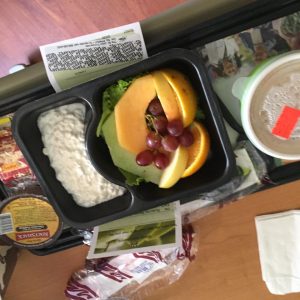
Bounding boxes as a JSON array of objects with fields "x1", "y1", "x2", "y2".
[{"x1": 87, "y1": 202, "x2": 181, "y2": 259}]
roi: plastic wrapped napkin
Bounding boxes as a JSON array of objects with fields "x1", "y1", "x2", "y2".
[{"x1": 255, "y1": 210, "x2": 300, "y2": 295}]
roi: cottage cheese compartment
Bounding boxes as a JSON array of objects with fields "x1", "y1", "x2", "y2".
[{"x1": 38, "y1": 103, "x2": 125, "y2": 207}]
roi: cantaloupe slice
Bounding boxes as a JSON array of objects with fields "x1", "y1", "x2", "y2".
[
  {"x1": 151, "y1": 71, "x2": 181, "y2": 121},
  {"x1": 161, "y1": 69, "x2": 198, "y2": 127},
  {"x1": 102, "y1": 112, "x2": 162, "y2": 184},
  {"x1": 114, "y1": 74, "x2": 156, "y2": 154}
]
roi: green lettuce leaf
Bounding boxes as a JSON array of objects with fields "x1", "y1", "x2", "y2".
[
  {"x1": 118, "y1": 168, "x2": 145, "y2": 186},
  {"x1": 195, "y1": 108, "x2": 205, "y2": 121},
  {"x1": 96, "y1": 75, "x2": 150, "y2": 187}
]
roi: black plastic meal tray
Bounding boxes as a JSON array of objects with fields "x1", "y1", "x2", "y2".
[
  {"x1": 1, "y1": 0, "x2": 300, "y2": 253},
  {"x1": 12, "y1": 48, "x2": 236, "y2": 228}
]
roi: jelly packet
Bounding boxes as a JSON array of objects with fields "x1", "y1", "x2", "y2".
[{"x1": 0, "y1": 115, "x2": 36, "y2": 192}]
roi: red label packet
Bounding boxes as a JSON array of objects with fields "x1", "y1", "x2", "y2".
[
  {"x1": 272, "y1": 106, "x2": 300, "y2": 139},
  {"x1": 0, "y1": 118, "x2": 34, "y2": 186}
]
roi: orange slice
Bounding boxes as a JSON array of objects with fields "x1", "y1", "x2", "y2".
[
  {"x1": 151, "y1": 70, "x2": 181, "y2": 121},
  {"x1": 182, "y1": 121, "x2": 210, "y2": 178},
  {"x1": 159, "y1": 146, "x2": 189, "y2": 188},
  {"x1": 160, "y1": 69, "x2": 197, "y2": 127}
]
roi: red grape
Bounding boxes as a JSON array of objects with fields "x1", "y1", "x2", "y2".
[
  {"x1": 146, "y1": 132, "x2": 161, "y2": 149},
  {"x1": 154, "y1": 152, "x2": 169, "y2": 169},
  {"x1": 179, "y1": 128, "x2": 194, "y2": 147},
  {"x1": 148, "y1": 98, "x2": 164, "y2": 116},
  {"x1": 161, "y1": 135, "x2": 179, "y2": 152},
  {"x1": 167, "y1": 119, "x2": 184, "y2": 136},
  {"x1": 153, "y1": 116, "x2": 168, "y2": 135},
  {"x1": 136, "y1": 150, "x2": 154, "y2": 166}
]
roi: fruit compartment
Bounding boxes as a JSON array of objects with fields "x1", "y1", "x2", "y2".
[
  {"x1": 12, "y1": 48, "x2": 236, "y2": 228},
  {"x1": 87, "y1": 50, "x2": 235, "y2": 203}
]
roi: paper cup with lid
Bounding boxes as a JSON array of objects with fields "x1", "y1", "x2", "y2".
[{"x1": 232, "y1": 51, "x2": 300, "y2": 160}]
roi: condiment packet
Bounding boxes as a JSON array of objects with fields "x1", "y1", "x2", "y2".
[
  {"x1": 0, "y1": 115, "x2": 34, "y2": 187},
  {"x1": 88, "y1": 202, "x2": 181, "y2": 259}
]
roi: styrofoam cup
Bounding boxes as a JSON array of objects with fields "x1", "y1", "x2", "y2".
[{"x1": 232, "y1": 51, "x2": 300, "y2": 160}]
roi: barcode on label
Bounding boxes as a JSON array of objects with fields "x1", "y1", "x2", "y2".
[
  {"x1": 46, "y1": 41, "x2": 143, "y2": 71},
  {"x1": 0, "y1": 213, "x2": 14, "y2": 235}
]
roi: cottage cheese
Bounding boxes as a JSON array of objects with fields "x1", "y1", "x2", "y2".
[{"x1": 38, "y1": 103, "x2": 125, "y2": 207}]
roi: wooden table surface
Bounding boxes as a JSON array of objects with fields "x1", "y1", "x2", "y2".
[
  {"x1": 5, "y1": 180, "x2": 300, "y2": 300},
  {"x1": 0, "y1": 0, "x2": 186, "y2": 77},
  {"x1": 2, "y1": 0, "x2": 300, "y2": 299}
]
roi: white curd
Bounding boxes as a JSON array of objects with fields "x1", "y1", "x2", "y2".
[{"x1": 38, "y1": 103, "x2": 125, "y2": 207}]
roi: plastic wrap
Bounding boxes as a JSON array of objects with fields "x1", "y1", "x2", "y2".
[
  {"x1": 181, "y1": 140, "x2": 268, "y2": 223},
  {"x1": 0, "y1": 114, "x2": 37, "y2": 195},
  {"x1": 65, "y1": 225, "x2": 197, "y2": 300},
  {"x1": 70, "y1": 229, "x2": 94, "y2": 246}
]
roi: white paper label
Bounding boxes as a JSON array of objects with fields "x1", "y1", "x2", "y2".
[
  {"x1": 0, "y1": 213, "x2": 14, "y2": 235},
  {"x1": 40, "y1": 22, "x2": 148, "y2": 92}
]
